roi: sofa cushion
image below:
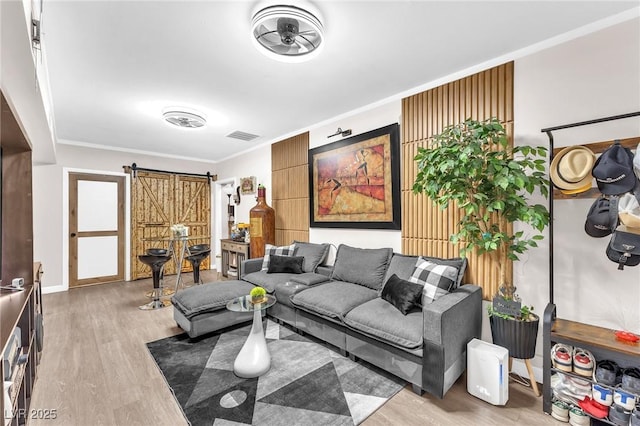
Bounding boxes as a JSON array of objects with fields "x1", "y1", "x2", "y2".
[
  {"x1": 244, "y1": 271, "x2": 326, "y2": 293},
  {"x1": 171, "y1": 280, "x2": 256, "y2": 319},
  {"x1": 290, "y1": 281, "x2": 378, "y2": 320},
  {"x1": 243, "y1": 270, "x2": 297, "y2": 293},
  {"x1": 383, "y1": 253, "x2": 467, "y2": 290},
  {"x1": 381, "y1": 274, "x2": 423, "y2": 315},
  {"x1": 289, "y1": 273, "x2": 330, "y2": 286},
  {"x1": 267, "y1": 255, "x2": 304, "y2": 274},
  {"x1": 261, "y1": 244, "x2": 297, "y2": 271},
  {"x1": 344, "y1": 297, "x2": 423, "y2": 349},
  {"x1": 331, "y1": 245, "x2": 393, "y2": 290},
  {"x1": 409, "y1": 257, "x2": 459, "y2": 304},
  {"x1": 293, "y1": 241, "x2": 331, "y2": 273}
]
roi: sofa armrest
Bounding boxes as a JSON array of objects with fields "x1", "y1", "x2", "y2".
[
  {"x1": 422, "y1": 284, "x2": 482, "y2": 397},
  {"x1": 240, "y1": 258, "x2": 263, "y2": 278}
]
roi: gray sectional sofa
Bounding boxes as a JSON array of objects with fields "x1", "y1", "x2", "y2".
[{"x1": 239, "y1": 242, "x2": 482, "y2": 399}]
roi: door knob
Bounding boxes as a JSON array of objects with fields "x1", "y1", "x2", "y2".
[{"x1": 70, "y1": 233, "x2": 77, "y2": 237}]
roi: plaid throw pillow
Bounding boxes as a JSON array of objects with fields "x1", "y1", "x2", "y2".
[
  {"x1": 261, "y1": 244, "x2": 297, "y2": 271},
  {"x1": 409, "y1": 257, "x2": 459, "y2": 304}
]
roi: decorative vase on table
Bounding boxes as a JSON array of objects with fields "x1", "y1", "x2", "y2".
[{"x1": 249, "y1": 186, "x2": 275, "y2": 259}]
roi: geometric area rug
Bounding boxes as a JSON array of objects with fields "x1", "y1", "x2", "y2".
[{"x1": 146, "y1": 319, "x2": 405, "y2": 426}]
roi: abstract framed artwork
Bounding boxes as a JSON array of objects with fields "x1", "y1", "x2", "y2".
[
  {"x1": 240, "y1": 176, "x2": 257, "y2": 195},
  {"x1": 309, "y1": 123, "x2": 401, "y2": 229}
]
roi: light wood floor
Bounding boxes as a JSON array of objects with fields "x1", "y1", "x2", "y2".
[{"x1": 29, "y1": 271, "x2": 559, "y2": 426}]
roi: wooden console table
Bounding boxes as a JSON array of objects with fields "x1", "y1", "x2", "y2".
[{"x1": 221, "y1": 239, "x2": 250, "y2": 278}]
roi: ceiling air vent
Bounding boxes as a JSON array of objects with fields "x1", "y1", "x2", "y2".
[{"x1": 226, "y1": 131, "x2": 260, "y2": 142}]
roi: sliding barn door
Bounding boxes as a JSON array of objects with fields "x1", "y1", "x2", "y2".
[{"x1": 130, "y1": 171, "x2": 211, "y2": 280}]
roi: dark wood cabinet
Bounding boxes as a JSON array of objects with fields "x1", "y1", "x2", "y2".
[{"x1": 1, "y1": 92, "x2": 38, "y2": 425}]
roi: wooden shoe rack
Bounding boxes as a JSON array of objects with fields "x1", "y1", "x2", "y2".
[{"x1": 541, "y1": 112, "x2": 640, "y2": 422}]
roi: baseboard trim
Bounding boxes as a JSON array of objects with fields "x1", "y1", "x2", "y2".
[{"x1": 41, "y1": 284, "x2": 67, "y2": 294}]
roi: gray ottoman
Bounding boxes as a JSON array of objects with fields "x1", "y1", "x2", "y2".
[{"x1": 172, "y1": 280, "x2": 256, "y2": 338}]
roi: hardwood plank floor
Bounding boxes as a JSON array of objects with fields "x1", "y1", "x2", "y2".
[{"x1": 29, "y1": 272, "x2": 558, "y2": 425}]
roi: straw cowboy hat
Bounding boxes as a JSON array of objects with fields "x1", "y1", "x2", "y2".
[{"x1": 550, "y1": 145, "x2": 596, "y2": 194}]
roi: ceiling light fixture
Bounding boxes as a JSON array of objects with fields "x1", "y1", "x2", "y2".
[
  {"x1": 251, "y1": 4, "x2": 324, "y2": 63},
  {"x1": 162, "y1": 110, "x2": 206, "y2": 129}
]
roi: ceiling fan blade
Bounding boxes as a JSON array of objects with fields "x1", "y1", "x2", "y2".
[
  {"x1": 297, "y1": 29, "x2": 318, "y2": 37},
  {"x1": 294, "y1": 37, "x2": 311, "y2": 52},
  {"x1": 256, "y1": 28, "x2": 280, "y2": 44}
]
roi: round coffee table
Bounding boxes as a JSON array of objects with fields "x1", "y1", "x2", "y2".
[{"x1": 226, "y1": 294, "x2": 277, "y2": 378}]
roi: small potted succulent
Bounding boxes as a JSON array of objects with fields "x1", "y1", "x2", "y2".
[{"x1": 250, "y1": 286, "x2": 267, "y2": 304}]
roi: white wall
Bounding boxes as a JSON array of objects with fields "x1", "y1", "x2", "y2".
[
  {"x1": 210, "y1": 143, "x2": 271, "y2": 268},
  {"x1": 308, "y1": 101, "x2": 403, "y2": 262},
  {"x1": 33, "y1": 144, "x2": 217, "y2": 291},
  {"x1": 512, "y1": 17, "x2": 640, "y2": 374},
  {"x1": 212, "y1": 102, "x2": 403, "y2": 264},
  {"x1": 0, "y1": 0, "x2": 57, "y2": 164}
]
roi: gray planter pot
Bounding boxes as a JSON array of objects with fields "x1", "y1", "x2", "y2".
[{"x1": 490, "y1": 313, "x2": 539, "y2": 359}]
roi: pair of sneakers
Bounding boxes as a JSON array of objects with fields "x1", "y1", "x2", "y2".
[
  {"x1": 551, "y1": 344, "x2": 595, "y2": 377},
  {"x1": 551, "y1": 399, "x2": 590, "y2": 425}
]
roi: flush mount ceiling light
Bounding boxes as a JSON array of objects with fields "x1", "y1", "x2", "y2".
[
  {"x1": 251, "y1": 4, "x2": 324, "y2": 63},
  {"x1": 162, "y1": 110, "x2": 206, "y2": 129}
]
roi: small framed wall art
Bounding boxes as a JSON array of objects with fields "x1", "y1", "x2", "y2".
[{"x1": 240, "y1": 176, "x2": 257, "y2": 195}]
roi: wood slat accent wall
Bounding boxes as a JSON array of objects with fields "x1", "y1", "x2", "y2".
[
  {"x1": 401, "y1": 62, "x2": 514, "y2": 299},
  {"x1": 272, "y1": 132, "x2": 310, "y2": 245}
]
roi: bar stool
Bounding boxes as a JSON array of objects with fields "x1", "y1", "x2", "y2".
[
  {"x1": 185, "y1": 244, "x2": 211, "y2": 285},
  {"x1": 145, "y1": 248, "x2": 174, "y2": 297},
  {"x1": 138, "y1": 253, "x2": 173, "y2": 310}
]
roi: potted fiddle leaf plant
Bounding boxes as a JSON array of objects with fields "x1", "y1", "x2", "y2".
[{"x1": 412, "y1": 117, "x2": 550, "y2": 359}]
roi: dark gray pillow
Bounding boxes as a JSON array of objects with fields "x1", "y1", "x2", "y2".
[
  {"x1": 331, "y1": 244, "x2": 393, "y2": 290},
  {"x1": 267, "y1": 255, "x2": 304, "y2": 274},
  {"x1": 381, "y1": 274, "x2": 423, "y2": 315},
  {"x1": 261, "y1": 243, "x2": 297, "y2": 271},
  {"x1": 293, "y1": 241, "x2": 330, "y2": 273}
]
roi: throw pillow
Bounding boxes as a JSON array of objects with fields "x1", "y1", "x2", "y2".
[
  {"x1": 409, "y1": 257, "x2": 459, "y2": 305},
  {"x1": 381, "y1": 274, "x2": 423, "y2": 315},
  {"x1": 292, "y1": 241, "x2": 331, "y2": 273},
  {"x1": 420, "y1": 255, "x2": 468, "y2": 289},
  {"x1": 261, "y1": 244, "x2": 297, "y2": 271},
  {"x1": 267, "y1": 255, "x2": 304, "y2": 274},
  {"x1": 331, "y1": 244, "x2": 393, "y2": 290}
]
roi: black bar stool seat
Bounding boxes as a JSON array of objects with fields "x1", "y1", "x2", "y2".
[
  {"x1": 186, "y1": 244, "x2": 211, "y2": 285},
  {"x1": 138, "y1": 253, "x2": 173, "y2": 310},
  {"x1": 144, "y1": 248, "x2": 174, "y2": 298}
]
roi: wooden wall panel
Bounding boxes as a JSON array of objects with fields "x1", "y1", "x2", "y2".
[
  {"x1": 272, "y1": 132, "x2": 309, "y2": 246},
  {"x1": 401, "y1": 62, "x2": 514, "y2": 300}
]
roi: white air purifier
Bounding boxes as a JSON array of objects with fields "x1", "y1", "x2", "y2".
[{"x1": 466, "y1": 338, "x2": 509, "y2": 405}]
